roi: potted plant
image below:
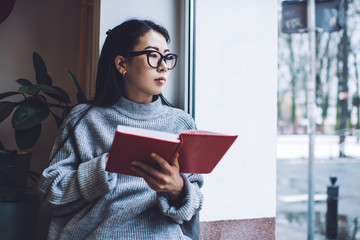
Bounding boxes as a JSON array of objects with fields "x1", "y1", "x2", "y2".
[{"x1": 0, "y1": 52, "x2": 86, "y2": 239}]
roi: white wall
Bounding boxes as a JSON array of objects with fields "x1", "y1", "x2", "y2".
[
  {"x1": 100, "y1": 0, "x2": 187, "y2": 108},
  {"x1": 195, "y1": 0, "x2": 278, "y2": 221}
]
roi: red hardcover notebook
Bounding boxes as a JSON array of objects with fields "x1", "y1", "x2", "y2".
[{"x1": 106, "y1": 125, "x2": 238, "y2": 177}]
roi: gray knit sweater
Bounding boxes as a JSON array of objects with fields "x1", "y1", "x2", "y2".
[{"x1": 39, "y1": 96, "x2": 204, "y2": 240}]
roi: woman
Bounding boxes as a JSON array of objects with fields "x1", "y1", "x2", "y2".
[{"x1": 39, "y1": 19, "x2": 203, "y2": 240}]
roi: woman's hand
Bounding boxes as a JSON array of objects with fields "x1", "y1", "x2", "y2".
[{"x1": 130, "y1": 153, "x2": 184, "y2": 202}]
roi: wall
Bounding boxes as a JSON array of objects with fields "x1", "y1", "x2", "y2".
[
  {"x1": 195, "y1": 0, "x2": 277, "y2": 238},
  {"x1": 0, "y1": 0, "x2": 81, "y2": 239}
]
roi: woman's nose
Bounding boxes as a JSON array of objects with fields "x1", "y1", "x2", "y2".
[{"x1": 157, "y1": 59, "x2": 169, "y2": 72}]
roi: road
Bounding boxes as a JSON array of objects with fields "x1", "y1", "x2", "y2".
[{"x1": 276, "y1": 135, "x2": 360, "y2": 240}]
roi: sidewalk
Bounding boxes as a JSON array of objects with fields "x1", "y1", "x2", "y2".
[{"x1": 276, "y1": 134, "x2": 360, "y2": 240}]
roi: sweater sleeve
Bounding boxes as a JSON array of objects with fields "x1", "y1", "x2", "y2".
[
  {"x1": 155, "y1": 111, "x2": 204, "y2": 224},
  {"x1": 38, "y1": 107, "x2": 117, "y2": 216},
  {"x1": 156, "y1": 173, "x2": 203, "y2": 224}
]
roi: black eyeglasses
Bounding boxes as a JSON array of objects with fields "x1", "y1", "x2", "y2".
[{"x1": 125, "y1": 50, "x2": 178, "y2": 70}]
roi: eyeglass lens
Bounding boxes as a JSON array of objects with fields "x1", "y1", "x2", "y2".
[{"x1": 148, "y1": 52, "x2": 177, "y2": 69}]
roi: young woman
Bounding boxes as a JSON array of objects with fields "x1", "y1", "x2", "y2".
[{"x1": 39, "y1": 19, "x2": 203, "y2": 240}]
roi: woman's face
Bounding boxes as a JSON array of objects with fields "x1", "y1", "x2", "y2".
[{"x1": 118, "y1": 30, "x2": 171, "y2": 104}]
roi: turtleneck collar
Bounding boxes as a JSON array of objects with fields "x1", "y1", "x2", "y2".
[{"x1": 112, "y1": 96, "x2": 167, "y2": 120}]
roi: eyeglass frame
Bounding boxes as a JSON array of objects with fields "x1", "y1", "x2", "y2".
[{"x1": 124, "y1": 50, "x2": 178, "y2": 70}]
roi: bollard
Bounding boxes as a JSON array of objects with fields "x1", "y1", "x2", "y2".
[{"x1": 326, "y1": 176, "x2": 339, "y2": 240}]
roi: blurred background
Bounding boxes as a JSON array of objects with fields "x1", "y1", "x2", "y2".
[{"x1": 277, "y1": 0, "x2": 360, "y2": 239}]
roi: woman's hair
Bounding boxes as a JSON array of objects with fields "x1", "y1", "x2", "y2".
[
  {"x1": 47, "y1": 19, "x2": 173, "y2": 165},
  {"x1": 94, "y1": 19, "x2": 171, "y2": 107}
]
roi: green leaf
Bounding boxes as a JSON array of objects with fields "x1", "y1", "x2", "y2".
[
  {"x1": 32, "y1": 84, "x2": 70, "y2": 102},
  {"x1": 66, "y1": 69, "x2": 87, "y2": 103},
  {"x1": 43, "y1": 86, "x2": 71, "y2": 103},
  {"x1": 51, "y1": 112, "x2": 63, "y2": 129},
  {"x1": 28, "y1": 170, "x2": 41, "y2": 183},
  {"x1": 28, "y1": 170, "x2": 41, "y2": 179},
  {"x1": 53, "y1": 86, "x2": 71, "y2": 103},
  {"x1": 36, "y1": 73, "x2": 52, "y2": 86},
  {"x1": 0, "y1": 92, "x2": 21, "y2": 100},
  {"x1": 15, "y1": 124, "x2": 41, "y2": 150},
  {"x1": 28, "y1": 174, "x2": 38, "y2": 183},
  {"x1": 61, "y1": 107, "x2": 72, "y2": 122},
  {"x1": 33, "y1": 52, "x2": 52, "y2": 86},
  {"x1": 12, "y1": 101, "x2": 49, "y2": 130},
  {"x1": 32, "y1": 84, "x2": 58, "y2": 94},
  {"x1": 16, "y1": 78, "x2": 33, "y2": 86},
  {"x1": 33, "y1": 52, "x2": 47, "y2": 76},
  {"x1": 66, "y1": 69, "x2": 81, "y2": 91},
  {"x1": 0, "y1": 102, "x2": 14, "y2": 123},
  {"x1": 18, "y1": 86, "x2": 38, "y2": 95}
]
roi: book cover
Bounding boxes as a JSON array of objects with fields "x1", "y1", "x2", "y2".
[{"x1": 105, "y1": 125, "x2": 237, "y2": 176}]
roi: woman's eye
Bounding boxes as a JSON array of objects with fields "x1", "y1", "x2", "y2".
[
  {"x1": 166, "y1": 55, "x2": 175, "y2": 60},
  {"x1": 149, "y1": 53, "x2": 158, "y2": 58}
]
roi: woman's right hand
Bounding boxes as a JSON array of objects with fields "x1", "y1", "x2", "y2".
[{"x1": 130, "y1": 153, "x2": 184, "y2": 202}]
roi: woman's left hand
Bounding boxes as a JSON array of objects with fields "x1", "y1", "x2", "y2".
[{"x1": 130, "y1": 153, "x2": 184, "y2": 202}]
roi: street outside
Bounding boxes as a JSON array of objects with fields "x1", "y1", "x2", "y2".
[{"x1": 276, "y1": 134, "x2": 360, "y2": 240}]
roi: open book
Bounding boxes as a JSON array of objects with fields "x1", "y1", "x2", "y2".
[{"x1": 105, "y1": 125, "x2": 238, "y2": 177}]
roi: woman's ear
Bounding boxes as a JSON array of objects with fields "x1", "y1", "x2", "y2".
[{"x1": 114, "y1": 55, "x2": 127, "y2": 76}]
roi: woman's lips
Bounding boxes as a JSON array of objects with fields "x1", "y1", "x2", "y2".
[{"x1": 155, "y1": 77, "x2": 166, "y2": 84}]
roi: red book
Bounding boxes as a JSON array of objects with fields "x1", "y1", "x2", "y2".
[{"x1": 106, "y1": 125, "x2": 238, "y2": 177}]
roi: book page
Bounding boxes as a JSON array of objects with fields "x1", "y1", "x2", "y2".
[
  {"x1": 183, "y1": 130, "x2": 224, "y2": 135},
  {"x1": 116, "y1": 125, "x2": 180, "y2": 143}
]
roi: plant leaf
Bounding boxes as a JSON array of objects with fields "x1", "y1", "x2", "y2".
[
  {"x1": 0, "y1": 101, "x2": 14, "y2": 123},
  {"x1": 28, "y1": 170, "x2": 41, "y2": 183},
  {"x1": 28, "y1": 170, "x2": 41, "y2": 179},
  {"x1": 12, "y1": 101, "x2": 49, "y2": 130},
  {"x1": 33, "y1": 52, "x2": 53, "y2": 86},
  {"x1": 43, "y1": 86, "x2": 71, "y2": 103},
  {"x1": 27, "y1": 174, "x2": 38, "y2": 183},
  {"x1": 32, "y1": 84, "x2": 70, "y2": 103},
  {"x1": 61, "y1": 107, "x2": 72, "y2": 122},
  {"x1": 16, "y1": 78, "x2": 33, "y2": 86},
  {"x1": 36, "y1": 73, "x2": 53, "y2": 86},
  {"x1": 53, "y1": 86, "x2": 71, "y2": 103},
  {"x1": 18, "y1": 86, "x2": 38, "y2": 95},
  {"x1": 66, "y1": 69, "x2": 87, "y2": 103},
  {"x1": 15, "y1": 124, "x2": 41, "y2": 150},
  {"x1": 51, "y1": 112, "x2": 63, "y2": 129},
  {"x1": 32, "y1": 84, "x2": 58, "y2": 94},
  {"x1": 0, "y1": 91, "x2": 21, "y2": 100}
]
